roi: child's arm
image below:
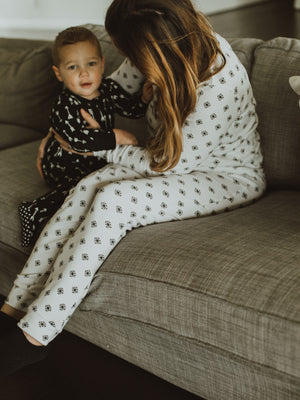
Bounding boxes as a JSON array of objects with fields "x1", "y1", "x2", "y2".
[
  {"x1": 53, "y1": 127, "x2": 138, "y2": 154},
  {"x1": 50, "y1": 93, "x2": 116, "y2": 153},
  {"x1": 107, "y1": 78, "x2": 152, "y2": 119}
]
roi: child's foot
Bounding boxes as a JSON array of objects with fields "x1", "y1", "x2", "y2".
[{"x1": 18, "y1": 201, "x2": 40, "y2": 247}]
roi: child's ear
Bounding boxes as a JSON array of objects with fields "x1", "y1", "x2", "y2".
[{"x1": 52, "y1": 65, "x2": 63, "y2": 82}]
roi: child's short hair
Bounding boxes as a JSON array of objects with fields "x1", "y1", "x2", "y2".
[{"x1": 52, "y1": 26, "x2": 103, "y2": 66}]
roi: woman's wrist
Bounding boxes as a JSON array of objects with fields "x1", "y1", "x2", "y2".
[{"x1": 114, "y1": 128, "x2": 138, "y2": 145}]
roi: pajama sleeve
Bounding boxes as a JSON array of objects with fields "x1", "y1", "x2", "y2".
[
  {"x1": 50, "y1": 94, "x2": 116, "y2": 152},
  {"x1": 108, "y1": 58, "x2": 145, "y2": 94},
  {"x1": 93, "y1": 78, "x2": 234, "y2": 177},
  {"x1": 106, "y1": 78, "x2": 148, "y2": 119}
]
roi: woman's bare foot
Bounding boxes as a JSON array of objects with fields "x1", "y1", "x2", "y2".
[{"x1": 0, "y1": 303, "x2": 25, "y2": 321}]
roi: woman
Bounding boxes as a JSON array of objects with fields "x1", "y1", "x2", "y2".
[{"x1": 0, "y1": 0, "x2": 265, "y2": 375}]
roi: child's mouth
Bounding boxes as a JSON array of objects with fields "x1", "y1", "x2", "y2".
[{"x1": 81, "y1": 82, "x2": 92, "y2": 88}]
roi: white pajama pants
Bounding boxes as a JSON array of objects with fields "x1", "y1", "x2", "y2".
[{"x1": 6, "y1": 163, "x2": 263, "y2": 345}]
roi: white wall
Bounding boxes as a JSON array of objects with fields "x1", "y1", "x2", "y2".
[
  {"x1": 195, "y1": 0, "x2": 272, "y2": 14},
  {"x1": 0, "y1": 0, "x2": 271, "y2": 40},
  {"x1": 0, "y1": 0, "x2": 111, "y2": 39}
]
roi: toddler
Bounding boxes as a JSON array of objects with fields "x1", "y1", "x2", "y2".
[{"x1": 19, "y1": 26, "x2": 152, "y2": 247}]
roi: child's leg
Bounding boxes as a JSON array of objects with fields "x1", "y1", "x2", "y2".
[
  {"x1": 19, "y1": 184, "x2": 72, "y2": 247},
  {"x1": 19, "y1": 139, "x2": 106, "y2": 247},
  {"x1": 41, "y1": 138, "x2": 106, "y2": 188}
]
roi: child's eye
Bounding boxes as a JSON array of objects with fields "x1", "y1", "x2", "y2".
[
  {"x1": 88, "y1": 61, "x2": 97, "y2": 67},
  {"x1": 68, "y1": 65, "x2": 76, "y2": 70}
]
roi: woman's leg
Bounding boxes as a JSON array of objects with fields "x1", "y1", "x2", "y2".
[
  {"x1": 6, "y1": 165, "x2": 144, "y2": 320},
  {"x1": 13, "y1": 166, "x2": 262, "y2": 346}
]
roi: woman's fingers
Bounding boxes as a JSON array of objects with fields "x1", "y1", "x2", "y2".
[
  {"x1": 36, "y1": 156, "x2": 44, "y2": 179},
  {"x1": 36, "y1": 130, "x2": 51, "y2": 179},
  {"x1": 80, "y1": 108, "x2": 101, "y2": 129},
  {"x1": 54, "y1": 133, "x2": 70, "y2": 151}
]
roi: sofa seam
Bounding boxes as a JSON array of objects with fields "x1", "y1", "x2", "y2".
[
  {"x1": 255, "y1": 45, "x2": 300, "y2": 55},
  {"x1": 90, "y1": 270, "x2": 300, "y2": 324},
  {"x1": 77, "y1": 308, "x2": 300, "y2": 382},
  {"x1": 0, "y1": 242, "x2": 298, "y2": 325}
]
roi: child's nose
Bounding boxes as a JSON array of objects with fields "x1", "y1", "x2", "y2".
[{"x1": 79, "y1": 68, "x2": 88, "y2": 77}]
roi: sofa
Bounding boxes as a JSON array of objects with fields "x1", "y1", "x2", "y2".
[{"x1": 0, "y1": 25, "x2": 299, "y2": 399}]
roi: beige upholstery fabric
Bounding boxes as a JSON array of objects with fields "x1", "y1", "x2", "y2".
[
  {"x1": 0, "y1": 45, "x2": 61, "y2": 136},
  {"x1": 250, "y1": 37, "x2": 300, "y2": 189}
]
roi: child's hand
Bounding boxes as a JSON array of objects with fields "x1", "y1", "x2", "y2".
[
  {"x1": 141, "y1": 81, "x2": 153, "y2": 104},
  {"x1": 114, "y1": 129, "x2": 138, "y2": 145}
]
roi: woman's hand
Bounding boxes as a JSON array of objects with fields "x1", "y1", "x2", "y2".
[
  {"x1": 80, "y1": 108, "x2": 101, "y2": 129},
  {"x1": 36, "y1": 130, "x2": 51, "y2": 179}
]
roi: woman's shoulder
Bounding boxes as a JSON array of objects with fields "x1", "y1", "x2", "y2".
[
  {"x1": 205, "y1": 32, "x2": 249, "y2": 87},
  {"x1": 215, "y1": 33, "x2": 245, "y2": 73},
  {"x1": 215, "y1": 33, "x2": 232, "y2": 51}
]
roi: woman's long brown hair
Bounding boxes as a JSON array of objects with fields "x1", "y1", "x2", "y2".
[{"x1": 105, "y1": 0, "x2": 225, "y2": 172}]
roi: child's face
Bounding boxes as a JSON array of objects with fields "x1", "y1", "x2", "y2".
[{"x1": 53, "y1": 40, "x2": 104, "y2": 100}]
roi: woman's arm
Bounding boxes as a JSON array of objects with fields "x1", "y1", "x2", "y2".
[
  {"x1": 108, "y1": 58, "x2": 144, "y2": 94},
  {"x1": 107, "y1": 78, "x2": 150, "y2": 119},
  {"x1": 94, "y1": 145, "x2": 160, "y2": 177},
  {"x1": 36, "y1": 130, "x2": 52, "y2": 179}
]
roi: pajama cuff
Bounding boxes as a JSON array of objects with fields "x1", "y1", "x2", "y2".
[
  {"x1": 5, "y1": 297, "x2": 32, "y2": 314},
  {"x1": 18, "y1": 311, "x2": 59, "y2": 346}
]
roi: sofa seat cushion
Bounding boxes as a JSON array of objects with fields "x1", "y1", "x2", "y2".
[
  {"x1": 80, "y1": 191, "x2": 300, "y2": 380},
  {"x1": 0, "y1": 140, "x2": 48, "y2": 252},
  {"x1": 0, "y1": 124, "x2": 43, "y2": 150}
]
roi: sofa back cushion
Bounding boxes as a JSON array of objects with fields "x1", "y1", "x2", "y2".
[
  {"x1": 0, "y1": 42, "x2": 62, "y2": 136},
  {"x1": 251, "y1": 37, "x2": 300, "y2": 189},
  {"x1": 227, "y1": 38, "x2": 263, "y2": 77}
]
